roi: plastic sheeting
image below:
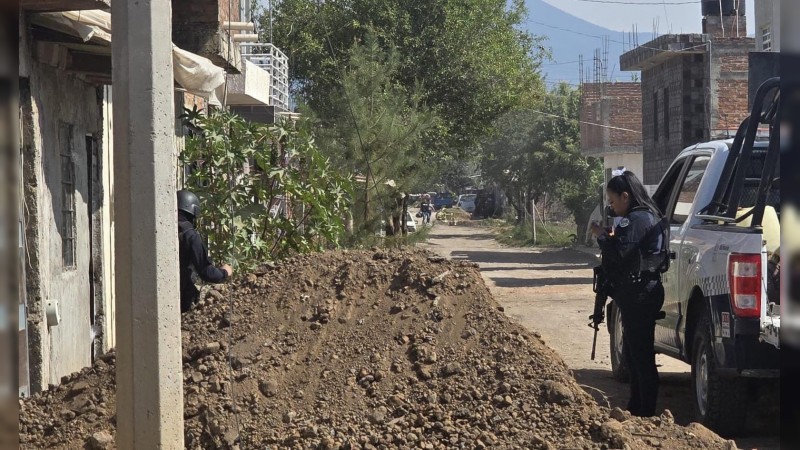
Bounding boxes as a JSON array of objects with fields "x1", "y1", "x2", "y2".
[
  {"x1": 173, "y1": 45, "x2": 226, "y2": 99},
  {"x1": 32, "y1": 10, "x2": 225, "y2": 98}
]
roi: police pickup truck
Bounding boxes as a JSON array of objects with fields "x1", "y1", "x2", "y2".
[{"x1": 606, "y1": 78, "x2": 781, "y2": 436}]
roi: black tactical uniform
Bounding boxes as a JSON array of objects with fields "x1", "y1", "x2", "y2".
[
  {"x1": 177, "y1": 190, "x2": 229, "y2": 313},
  {"x1": 178, "y1": 212, "x2": 228, "y2": 312},
  {"x1": 598, "y1": 206, "x2": 666, "y2": 417}
]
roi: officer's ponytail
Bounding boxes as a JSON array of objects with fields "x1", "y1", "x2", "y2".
[{"x1": 607, "y1": 171, "x2": 662, "y2": 217}]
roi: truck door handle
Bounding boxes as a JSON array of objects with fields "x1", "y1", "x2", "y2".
[{"x1": 669, "y1": 251, "x2": 677, "y2": 260}]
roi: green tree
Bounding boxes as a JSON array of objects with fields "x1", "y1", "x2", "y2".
[
  {"x1": 481, "y1": 83, "x2": 602, "y2": 238},
  {"x1": 266, "y1": 0, "x2": 544, "y2": 157},
  {"x1": 180, "y1": 110, "x2": 351, "y2": 268},
  {"x1": 311, "y1": 33, "x2": 434, "y2": 235}
]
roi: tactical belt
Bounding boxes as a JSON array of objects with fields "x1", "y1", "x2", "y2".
[{"x1": 624, "y1": 271, "x2": 661, "y2": 284}]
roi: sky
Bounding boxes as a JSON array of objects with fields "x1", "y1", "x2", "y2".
[{"x1": 541, "y1": 0, "x2": 755, "y2": 35}]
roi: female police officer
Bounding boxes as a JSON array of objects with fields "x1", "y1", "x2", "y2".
[{"x1": 591, "y1": 171, "x2": 668, "y2": 417}]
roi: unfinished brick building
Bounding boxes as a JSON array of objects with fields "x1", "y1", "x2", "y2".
[
  {"x1": 620, "y1": 0, "x2": 753, "y2": 184},
  {"x1": 580, "y1": 82, "x2": 643, "y2": 184}
]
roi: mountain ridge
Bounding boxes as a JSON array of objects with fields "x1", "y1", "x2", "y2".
[{"x1": 523, "y1": 0, "x2": 654, "y2": 86}]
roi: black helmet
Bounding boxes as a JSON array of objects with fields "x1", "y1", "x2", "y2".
[{"x1": 177, "y1": 190, "x2": 201, "y2": 218}]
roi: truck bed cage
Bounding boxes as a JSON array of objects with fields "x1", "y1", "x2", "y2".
[{"x1": 701, "y1": 77, "x2": 781, "y2": 228}]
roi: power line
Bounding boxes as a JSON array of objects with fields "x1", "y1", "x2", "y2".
[
  {"x1": 541, "y1": 60, "x2": 581, "y2": 66},
  {"x1": 529, "y1": 109, "x2": 642, "y2": 133},
  {"x1": 525, "y1": 19, "x2": 709, "y2": 54}
]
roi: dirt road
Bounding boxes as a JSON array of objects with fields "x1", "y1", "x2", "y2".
[{"x1": 422, "y1": 222, "x2": 779, "y2": 450}]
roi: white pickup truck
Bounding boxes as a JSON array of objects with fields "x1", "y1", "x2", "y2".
[{"x1": 606, "y1": 78, "x2": 781, "y2": 436}]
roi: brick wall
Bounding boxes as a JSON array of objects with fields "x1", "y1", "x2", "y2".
[
  {"x1": 172, "y1": 0, "x2": 240, "y2": 24},
  {"x1": 709, "y1": 38, "x2": 753, "y2": 134},
  {"x1": 171, "y1": 0, "x2": 242, "y2": 71},
  {"x1": 580, "y1": 82, "x2": 642, "y2": 157},
  {"x1": 580, "y1": 84, "x2": 602, "y2": 155},
  {"x1": 608, "y1": 84, "x2": 642, "y2": 148},
  {"x1": 219, "y1": 0, "x2": 241, "y2": 24}
]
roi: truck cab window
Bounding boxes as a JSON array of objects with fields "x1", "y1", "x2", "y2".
[
  {"x1": 652, "y1": 158, "x2": 686, "y2": 217},
  {"x1": 671, "y1": 156, "x2": 711, "y2": 225}
]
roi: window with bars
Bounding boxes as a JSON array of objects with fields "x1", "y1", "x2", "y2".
[
  {"x1": 60, "y1": 123, "x2": 76, "y2": 269},
  {"x1": 762, "y1": 26, "x2": 772, "y2": 51}
]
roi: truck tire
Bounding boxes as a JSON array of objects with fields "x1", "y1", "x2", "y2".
[
  {"x1": 691, "y1": 312, "x2": 747, "y2": 437},
  {"x1": 609, "y1": 304, "x2": 630, "y2": 382}
]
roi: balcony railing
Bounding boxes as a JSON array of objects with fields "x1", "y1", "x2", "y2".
[{"x1": 239, "y1": 43, "x2": 289, "y2": 111}]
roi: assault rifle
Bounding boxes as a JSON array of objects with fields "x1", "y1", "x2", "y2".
[{"x1": 589, "y1": 265, "x2": 612, "y2": 360}]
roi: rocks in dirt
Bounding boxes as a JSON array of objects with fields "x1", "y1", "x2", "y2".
[
  {"x1": 610, "y1": 406, "x2": 630, "y2": 422},
  {"x1": 541, "y1": 379, "x2": 575, "y2": 405},
  {"x1": 282, "y1": 411, "x2": 297, "y2": 424},
  {"x1": 87, "y1": 431, "x2": 113, "y2": 450},
  {"x1": 19, "y1": 248, "x2": 736, "y2": 450},
  {"x1": 189, "y1": 341, "x2": 222, "y2": 360},
  {"x1": 368, "y1": 406, "x2": 388, "y2": 424},
  {"x1": 258, "y1": 379, "x2": 279, "y2": 397},
  {"x1": 69, "y1": 381, "x2": 90, "y2": 396},
  {"x1": 59, "y1": 409, "x2": 76, "y2": 421},
  {"x1": 207, "y1": 289, "x2": 225, "y2": 303},
  {"x1": 687, "y1": 422, "x2": 729, "y2": 445},
  {"x1": 600, "y1": 419, "x2": 629, "y2": 448},
  {"x1": 441, "y1": 362, "x2": 463, "y2": 377}
]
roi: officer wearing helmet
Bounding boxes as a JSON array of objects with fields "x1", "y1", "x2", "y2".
[{"x1": 177, "y1": 190, "x2": 233, "y2": 312}]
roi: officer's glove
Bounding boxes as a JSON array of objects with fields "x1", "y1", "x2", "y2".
[{"x1": 589, "y1": 312, "x2": 604, "y2": 328}]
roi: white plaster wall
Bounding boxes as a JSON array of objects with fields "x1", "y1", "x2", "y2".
[
  {"x1": 30, "y1": 62, "x2": 100, "y2": 386},
  {"x1": 755, "y1": 0, "x2": 780, "y2": 51},
  {"x1": 101, "y1": 86, "x2": 116, "y2": 352},
  {"x1": 226, "y1": 59, "x2": 271, "y2": 105},
  {"x1": 603, "y1": 152, "x2": 644, "y2": 180}
]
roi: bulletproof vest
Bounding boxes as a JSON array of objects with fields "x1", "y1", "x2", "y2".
[{"x1": 634, "y1": 210, "x2": 670, "y2": 274}]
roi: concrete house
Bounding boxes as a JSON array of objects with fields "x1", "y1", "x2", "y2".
[
  {"x1": 19, "y1": 0, "x2": 277, "y2": 395},
  {"x1": 620, "y1": 0, "x2": 753, "y2": 185},
  {"x1": 755, "y1": 0, "x2": 780, "y2": 52},
  {"x1": 749, "y1": 0, "x2": 780, "y2": 106}
]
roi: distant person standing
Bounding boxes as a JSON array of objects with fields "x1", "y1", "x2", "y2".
[
  {"x1": 420, "y1": 194, "x2": 436, "y2": 225},
  {"x1": 177, "y1": 190, "x2": 233, "y2": 313}
]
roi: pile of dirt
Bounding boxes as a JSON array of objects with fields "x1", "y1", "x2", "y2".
[{"x1": 20, "y1": 249, "x2": 736, "y2": 450}]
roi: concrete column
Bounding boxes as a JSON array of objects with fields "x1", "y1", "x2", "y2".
[{"x1": 111, "y1": 1, "x2": 183, "y2": 449}]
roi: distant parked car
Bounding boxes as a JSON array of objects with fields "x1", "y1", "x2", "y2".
[
  {"x1": 405, "y1": 211, "x2": 417, "y2": 232},
  {"x1": 456, "y1": 194, "x2": 476, "y2": 213},
  {"x1": 433, "y1": 192, "x2": 455, "y2": 209}
]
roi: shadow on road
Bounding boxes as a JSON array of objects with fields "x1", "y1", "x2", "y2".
[
  {"x1": 492, "y1": 277, "x2": 594, "y2": 288},
  {"x1": 480, "y1": 265, "x2": 590, "y2": 272},
  {"x1": 574, "y1": 368, "x2": 780, "y2": 445},
  {"x1": 451, "y1": 249, "x2": 596, "y2": 266},
  {"x1": 430, "y1": 233, "x2": 497, "y2": 241},
  {"x1": 572, "y1": 368, "x2": 694, "y2": 423}
]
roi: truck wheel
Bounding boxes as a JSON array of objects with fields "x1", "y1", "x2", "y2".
[
  {"x1": 609, "y1": 304, "x2": 630, "y2": 382},
  {"x1": 691, "y1": 312, "x2": 747, "y2": 437}
]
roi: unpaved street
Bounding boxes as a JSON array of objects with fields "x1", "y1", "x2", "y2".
[{"x1": 423, "y1": 222, "x2": 779, "y2": 450}]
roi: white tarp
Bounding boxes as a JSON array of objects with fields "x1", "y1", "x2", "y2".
[{"x1": 32, "y1": 10, "x2": 225, "y2": 98}]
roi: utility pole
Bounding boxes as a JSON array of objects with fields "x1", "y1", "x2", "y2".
[{"x1": 112, "y1": 0, "x2": 184, "y2": 448}]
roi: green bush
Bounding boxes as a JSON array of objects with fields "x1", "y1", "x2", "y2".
[{"x1": 181, "y1": 109, "x2": 351, "y2": 270}]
